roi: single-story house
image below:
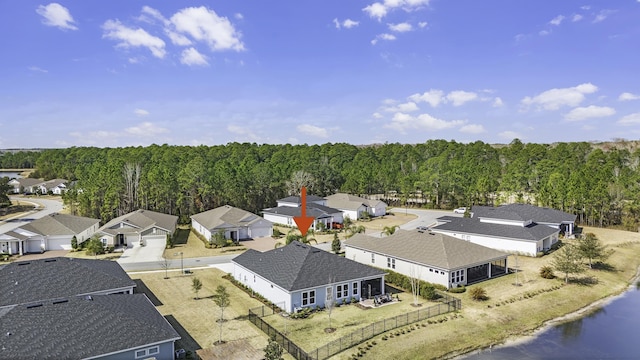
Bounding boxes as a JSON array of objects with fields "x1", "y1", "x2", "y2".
[
  {"x1": 345, "y1": 230, "x2": 509, "y2": 289},
  {"x1": 232, "y1": 241, "x2": 386, "y2": 313},
  {"x1": 7, "y1": 178, "x2": 43, "y2": 194},
  {"x1": 263, "y1": 195, "x2": 343, "y2": 230},
  {"x1": 191, "y1": 205, "x2": 273, "y2": 241},
  {"x1": 97, "y1": 209, "x2": 178, "y2": 248},
  {"x1": 471, "y1": 204, "x2": 577, "y2": 236},
  {"x1": 431, "y1": 215, "x2": 559, "y2": 257},
  {"x1": 0, "y1": 257, "x2": 136, "y2": 308},
  {"x1": 0, "y1": 257, "x2": 180, "y2": 360},
  {"x1": 0, "y1": 213, "x2": 100, "y2": 255},
  {"x1": 325, "y1": 193, "x2": 388, "y2": 220}
]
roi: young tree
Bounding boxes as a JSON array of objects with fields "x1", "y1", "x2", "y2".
[
  {"x1": 331, "y1": 233, "x2": 341, "y2": 254},
  {"x1": 212, "y1": 285, "x2": 231, "y2": 345},
  {"x1": 264, "y1": 338, "x2": 284, "y2": 360},
  {"x1": 325, "y1": 276, "x2": 336, "y2": 332},
  {"x1": 159, "y1": 257, "x2": 172, "y2": 279},
  {"x1": 551, "y1": 245, "x2": 585, "y2": 284},
  {"x1": 85, "y1": 236, "x2": 104, "y2": 258},
  {"x1": 212, "y1": 230, "x2": 226, "y2": 248},
  {"x1": 408, "y1": 265, "x2": 422, "y2": 306},
  {"x1": 192, "y1": 277, "x2": 203, "y2": 299},
  {"x1": 71, "y1": 235, "x2": 78, "y2": 251},
  {"x1": 577, "y1": 233, "x2": 611, "y2": 269}
]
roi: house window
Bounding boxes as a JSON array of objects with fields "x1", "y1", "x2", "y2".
[
  {"x1": 371, "y1": 253, "x2": 375, "y2": 264},
  {"x1": 135, "y1": 346, "x2": 159, "y2": 359},
  {"x1": 387, "y1": 257, "x2": 395, "y2": 269},
  {"x1": 302, "y1": 290, "x2": 316, "y2": 306},
  {"x1": 336, "y1": 283, "x2": 349, "y2": 298},
  {"x1": 352, "y1": 282, "x2": 358, "y2": 296},
  {"x1": 148, "y1": 346, "x2": 159, "y2": 355},
  {"x1": 135, "y1": 350, "x2": 146, "y2": 358}
]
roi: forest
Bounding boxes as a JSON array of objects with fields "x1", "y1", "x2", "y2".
[{"x1": 1, "y1": 139, "x2": 639, "y2": 231}]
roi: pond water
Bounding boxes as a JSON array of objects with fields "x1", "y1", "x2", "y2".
[
  {"x1": 0, "y1": 171, "x2": 21, "y2": 179},
  {"x1": 463, "y1": 283, "x2": 640, "y2": 359}
]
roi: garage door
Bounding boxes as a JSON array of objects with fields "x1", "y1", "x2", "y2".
[
  {"x1": 250, "y1": 226, "x2": 272, "y2": 238},
  {"x1": 26, "y1": 240, "x2": 42, "y2": 253},
  {"x1": 48, "y1": 237, "x2": 71, "y2": 251}
]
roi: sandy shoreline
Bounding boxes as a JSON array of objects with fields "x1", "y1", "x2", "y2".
[{"x1": 461, "y1": 265, "x2": 640, "y2": 355}]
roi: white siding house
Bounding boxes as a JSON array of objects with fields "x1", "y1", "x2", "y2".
[
  {"x1": 191, "y1": 205, "x2": 273, "y2": 242},
  {"x1": 325, "y1": 193, "x2": 388, "y2": 220},
  {"x1": 232, "y1": 241, "x2": 386, "y2": 313},
  {"x1": 97, "y1": 209, "x2": 177, "y2": 248},
  {"x1": 345, "y1": 230, "x2": 509, "y2": 289}
]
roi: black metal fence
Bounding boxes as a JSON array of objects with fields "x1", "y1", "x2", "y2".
[{"x1": 248, "y1": 294, "x2": 461, "y2": 360}]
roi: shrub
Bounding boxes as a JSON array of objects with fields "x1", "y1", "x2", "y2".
[
  {"x1": 469, "y1": 287, "x2": 488, "y2": 301},
  {"x1": 449, "y1": 285, "x2": 466, "y2": 294},
  {"x1": 273, "y1": 228, "x2": 282, "y2": 238},
  {"x1": 71, "y1": 236, "x2": 78, "y2": 250},
  {"x1": 540, "y1": 266, "x2": 555, "y2": 279}
]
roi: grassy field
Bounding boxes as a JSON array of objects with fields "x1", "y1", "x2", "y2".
[
  {"x1": 163, "y1": 227, "x2": 247, "y2": 259},
  {"x1": 332, "y1": 226, "x2": 640, "y2": 360},
  {"x1": 130, "y1": 268, "x2": 275, "y2": 359}
]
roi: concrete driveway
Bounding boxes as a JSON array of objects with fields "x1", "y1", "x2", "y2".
[
  {"x1": 117, "y1": 238, "x2": 166, "y2": 265},
  {"x1": 0, "y1": 196, "x2": 64, "y2": 234}
]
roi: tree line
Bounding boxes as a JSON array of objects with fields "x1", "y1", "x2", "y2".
[{"x1": 1, "y1": 139, "x2": 639, "y2": 229}]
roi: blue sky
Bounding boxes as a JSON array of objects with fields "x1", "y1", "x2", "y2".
[{"x1": 1, "y1": 1, "x2": 639, "y2": 148}]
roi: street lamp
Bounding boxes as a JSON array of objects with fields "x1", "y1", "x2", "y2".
[{"x1": 174, "y1": 251, "x2": 183, "y2": 275}]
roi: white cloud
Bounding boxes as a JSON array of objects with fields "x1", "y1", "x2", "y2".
[
  {"x1": 572, "y1": 14, "x2": 583, "y2": 22},
  {"x1": 134, "y1": 108, "x2": 149, "y2": 117},
  {"x1": 618, "y1": 113, "x2": 640, "y2": 126},
  {"x1": 36, "y1": 3, "x2": 78, "y2": 30},
  {"x1": 418, "y1": 22, "x2": 428, "y2": 28},
  {"x1": 539, "y1": 30, "x2": 551, "y2": 36},
  {"x1": 227, "y1": 124, "x2": 261, "y2": 141},
  {"x1": 170, "y1": 6, "x2": 244, "y2": 51},
  {"x1": 409, "y1": 89, "x2": 444, "y2": 107},
  {"x1": 235, "y1": 13, "x2": 244, "y2": 20},
  {"x1": 446, "y1": 91, "x2": 478, "y2": 106},
  {"x1": 371, "y1": 33, "x2": 396, "y2": 44},
  {"x1": 550, "y1": 15, "x2": 565, "y2": 26},
  {"x1": 564, "y1": 105, "x2": 615, "y2": 121},
  {"x1": 593, "y1": 9, "x2": 616, "y2": 23},
  {"x1": 493, "y1": 97, "x2": 504, "y2": 107},
  {"x1": 385, "y1": 112, "x2": 464, "y2": 133},
  {"x1": 498, "y1": 131, "x2": 523, "y2": 140},
  {"x1": 619, "y1": 92, "x2": 640, "y2": 101},
  {"x1": 28, "y1": 66, "x2": 48, "y2": 73},
  {"x1": 372, "y1": 112, "x2": 383, "y2": 119},
  {"x1": 334, "y1": 18, "x2": 360, "y2": 29},
  {"x1": 459, "y1": 124, "x2": 486, "y2": 134},
  {"x1": 180, "y1": 47, "x2": 209, "y2": 66},
  {"x1": 520, "y1": 83, "x2": 598, "y2": 111},
  {"x1": 384, "y1": 101, "x2": 419, "y2": 113},
  {"x1": 388, "y1": 22, "x2": 413, "y2": 32},
  {"x1": 297, "y1": 124, "x2": 329, "y2": 138},
  {"x1": 363, "y1": 0, "x2": 430, "y2": 20},
  {"x1": 102, "y1": 19, "x2": 166, "y2": 58},
  {"x1": 125, "y1": 122, "x2": 169, "y2": 136},
  {"x1": 343, "y1": 19, "x2": 359, "y2": 28}
]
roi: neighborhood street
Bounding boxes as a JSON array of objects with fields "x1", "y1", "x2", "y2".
[{"x1": 0, "y1": 196, "x2": 64, "y2": 234}]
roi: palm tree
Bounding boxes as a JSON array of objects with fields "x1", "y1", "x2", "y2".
[
  {"x1": 382, "y1": 225, "x2": 399, "y2": 237},
  {"x1": 346, "y1": 225, "x2": 366, "y2": 238}
]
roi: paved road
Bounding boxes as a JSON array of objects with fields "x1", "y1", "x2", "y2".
[
  {"x1": 0, "y1": 196, "x2": 64, "y2": 234},
  {"x1": 118, "y1": 254, "x2": 239, "y2": 272}
]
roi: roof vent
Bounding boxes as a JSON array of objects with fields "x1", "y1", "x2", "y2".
[
  {"x1": 26, "y1": 303, "x2": 43, "y2": 309},
  {"x1": 44, "y1": 259, "x2": 57, "y2": 263},
  {"x1": 53, "y1": 299, "x2": 69, "y2": 305},
  {"x1": 6, "y1": 332, "x2": 12, "y2": 337},
  {"x1": 17, "y1": 262, "x2": 31, "y2": 266},
  {"x1": 84, "y1": 295, "x2": 93, "y2": 301}
]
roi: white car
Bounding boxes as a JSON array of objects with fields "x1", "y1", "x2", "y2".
[{"x1": 453, "y1": 207, "x2": 467, "y2": 214}]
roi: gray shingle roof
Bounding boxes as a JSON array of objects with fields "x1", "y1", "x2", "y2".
[
  {"x1": 278, "y1": 195, "x2": 325, "y2": 204},
  {"x1": 432, "y1": 217, "x2": 559, "y2": 242},
  {"x1": 232, "y1": 241, "x2": 385, "y2": 292},
  {"x1": 262, "y1": 203, "x2": 341, "y2": 219},
  {"x1": 99, "y1": 209, "x2": 177, "y2": 235},
  {"x1": 325, "y1": 193, "x2": 368, "y2": 211},
  {"x1": 345, "y1": 230, "x2": 508, "y2": 270},
  {"x1": 0, "y1": 294, "x2": 180, "y2": 360},
  {"x1": 472, "y1": 204, "x2": 577, "y2": 223},
  {"x1": 19, "y1": 213, "x2": 99, "y2": 236},
  {"x1": 191, "y1": 205, "x2": 271, "y2": 230},
  {"x1": 0, "y1": 257, "x2": 135, "y2": 307}
]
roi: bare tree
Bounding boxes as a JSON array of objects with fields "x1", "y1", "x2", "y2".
[
  {"x1": 213, "y1": 285, "x2": 231, "y2": 345},
  {"x1": 285, "y1": 170, "x2": 315, "y2": 196},
  {"x1": 409, "y1": 264, "x2": 422, "y2": 306},
  {"x1": 159, "y1": 257, "x2": 172, "y2": 279},
  {"x1": 192, "y1": 277, "x2": 203, "y2": 299},
  {"x1": 325, "y1": 276, "x2": 336, "y2": 333},
  {"x1": 123, "y1": 162, "x2": 141, "y2": 214}
]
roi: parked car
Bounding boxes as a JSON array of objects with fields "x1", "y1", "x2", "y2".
[
  {"x1": 416, "y1": 226, "x2": 428, "y2": 233},
  {"x1": 453, "y1": 207, "x2": 467, "y2": 214}
]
